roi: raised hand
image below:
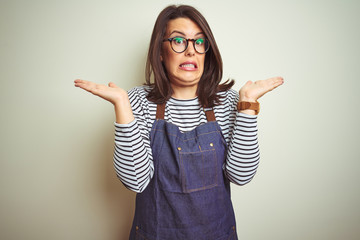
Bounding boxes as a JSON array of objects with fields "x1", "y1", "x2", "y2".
[
  {"x1": 74, "y1": 79, "x2": 128, "y2": 105},
  {"x1": 74, "y1": 79, "x2": 134, "y2": 124},
  {"x1": 239, "y1": 76, "x2": 284, "y2": 102}
]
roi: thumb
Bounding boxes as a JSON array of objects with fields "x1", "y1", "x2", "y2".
[{"x1": 108, "y1": 82, "x2": 119, "y2": 88}]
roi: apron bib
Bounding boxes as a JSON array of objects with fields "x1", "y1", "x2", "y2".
[{"x1": 129, "y1": 103, "x2": 237, "y2": 240}]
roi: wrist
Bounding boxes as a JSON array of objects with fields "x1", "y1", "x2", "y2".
[
  {"x1": 237, "y1": 101, "x2": 260, "y2": 115},
  {"x1": 239, "y1": 96, "x2": 257, "y2": 102},
  {"x1": 113, "y1": 92, "x2": 130, "y2": 107},
  {"x1": 113, "y1": 94, "x2": 134, "y2": 124}
]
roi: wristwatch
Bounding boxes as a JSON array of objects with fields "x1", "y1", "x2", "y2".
[{"x1": 237, "y1": 101, "x2": 260, "y2": 115}]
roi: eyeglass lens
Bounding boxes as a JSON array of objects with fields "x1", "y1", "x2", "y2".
[{"x1": 171, "y1": 37, "x2": 209, "y2": 53}]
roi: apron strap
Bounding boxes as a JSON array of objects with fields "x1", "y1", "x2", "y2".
[
  {"x1": 156, "y1": 103, "x2": 216, "y2": 122},
  {"x1": 204, "y1": 107, "x2": 216, "y2": 122},
  {"x1": 156, "y1": 103, "x2": 166, "y2": 120}
]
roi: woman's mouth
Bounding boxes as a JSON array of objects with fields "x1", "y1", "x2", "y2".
[{"x1": 179, "y1": 62, "x2": 197, "y2": 70}]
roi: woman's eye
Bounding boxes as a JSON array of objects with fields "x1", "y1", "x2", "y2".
[
  {"x1": 173, "y1": 38, "x2": 184, "y2": 44},
  {"x1": 195, "y1": 38, "x2": 204, "y2": 45}
]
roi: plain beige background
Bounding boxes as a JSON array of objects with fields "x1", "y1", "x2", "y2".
[{"x1": 1, "y1": 0, "x2": 359, "y2": 239}]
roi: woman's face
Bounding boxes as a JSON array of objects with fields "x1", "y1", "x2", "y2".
[{"x1": 161, "y1": 18, "x2": 206, "y2": 91}]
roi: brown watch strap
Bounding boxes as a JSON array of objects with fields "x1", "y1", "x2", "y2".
[{"x1": 237, "y1": 101, "x2": 260, "y2": 115}]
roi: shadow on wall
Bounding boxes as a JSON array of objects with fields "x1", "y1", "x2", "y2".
[
  {"x1": 98, "y1": 127, "x2": 137, "y2": 239},
  {"x1": 84, "y1": 48, "x2": 146, "y2": 239}
]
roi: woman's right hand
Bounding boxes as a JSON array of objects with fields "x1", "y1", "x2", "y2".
[
  {"x1": 74, "y1": 79, "x2": 128, "y2": 105},
  {"x1": 74, "y1": 79, "x2": 134, "y2": 124}
]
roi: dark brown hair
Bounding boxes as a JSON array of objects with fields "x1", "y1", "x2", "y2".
[{"x1": 145, "y1": 5, "x2": 234, "y2": 107}]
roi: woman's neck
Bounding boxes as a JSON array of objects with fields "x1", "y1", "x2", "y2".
[{"x1": 171, "y1": 84, "x2": 198, "y2": 100}]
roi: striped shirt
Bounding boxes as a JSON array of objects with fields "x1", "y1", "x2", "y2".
[{"x1": 114, "y1": 86, "x2": 259, "y2": 193}]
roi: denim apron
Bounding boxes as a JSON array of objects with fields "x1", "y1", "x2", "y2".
[{"x1": 129, "y1": 103, "x2": 237, "y2": 240}]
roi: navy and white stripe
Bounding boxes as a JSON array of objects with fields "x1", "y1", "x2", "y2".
[{"x1": 114, "y1": 86, "x2": 259, "y2": 192}]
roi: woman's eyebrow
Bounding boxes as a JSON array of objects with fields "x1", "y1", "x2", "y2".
[
  {"x1": 169, "y1": 30, "x2": 185, "y2": 36},
  {"x1": 169, "y1": 30, "x2": 205, "y2": 37}
]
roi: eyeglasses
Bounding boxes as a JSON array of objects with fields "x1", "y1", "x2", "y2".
[{"x1": 163, "y1": 36, "x2": 210, "y2": 54}]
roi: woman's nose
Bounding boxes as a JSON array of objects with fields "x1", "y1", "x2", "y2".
[{"x1": 185, "y1": 41, "x2": 196, "y2": 56}]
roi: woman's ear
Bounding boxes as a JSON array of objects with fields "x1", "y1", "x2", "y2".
[{"x1": 160, "y1": 55, "x2": 163, "y2": 61}]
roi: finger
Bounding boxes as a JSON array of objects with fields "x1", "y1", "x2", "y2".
[
  {"x1": 75, "y1": 80, "x2": 99, "y2": 93},
  {"x1": 74, "y1": 79, "x2": 92, "y2": 88},
  {"x1": 108, "y1": 82, "x2": 119, "y2": 88},
  {"x1": 272, "y1": 77, "x2": 284, "y2": 88},
  {"x1": 74, "y1": 79, "x2": 90, "y2": 85},
  {"x1": 74, "y1": 79, "x2": 82, "y2": 86},
  {"x1": 74, "y1": 80, "x2": 93, "y2": 90},
  {"x1": 265, "y1": 77, "x2": 284, "y2": 89},
  {"x1": 269, "y1": 76, "x2": 284, "y2": 84}
]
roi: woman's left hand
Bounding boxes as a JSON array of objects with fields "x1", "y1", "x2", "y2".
[{"x1": 239, "y1": 76, "x2": 284, "y2": 102}]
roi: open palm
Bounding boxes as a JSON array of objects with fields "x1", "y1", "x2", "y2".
[
  {"x1": 74, "y1": 79, "x2": 128, "y2": 105},
  {"x1": 239, "y1": 76, "x2": 284, "y2": 102}
]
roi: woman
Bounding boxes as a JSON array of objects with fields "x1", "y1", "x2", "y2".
[{"x1": 74, "y1": 5, "x2": 283, "y2": 240}]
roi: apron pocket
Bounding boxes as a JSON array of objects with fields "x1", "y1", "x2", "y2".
[{"x1": 180, "y1": 148, "x2": 219, "y2": 193}]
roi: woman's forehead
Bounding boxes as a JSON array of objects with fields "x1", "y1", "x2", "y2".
[{"x1": 165, "y1": 18, "x2": 204, "y2": 37}]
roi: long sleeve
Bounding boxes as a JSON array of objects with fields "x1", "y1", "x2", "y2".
[
  {"x1": 219, "y1": 90, "x2": 260, "y2": 185},
  {"x1": 224, "y1": 113, "x2": 259, "y2": 185},
  {"x1": 113, "y1": 88, "x2": 154, "y2": 193}
]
